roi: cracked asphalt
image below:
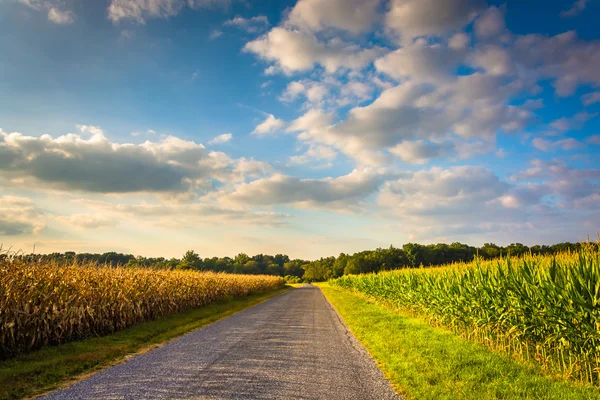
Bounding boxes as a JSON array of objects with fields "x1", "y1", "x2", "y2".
[{"x1": 42, "y1": 285, "x2": 399, "y2": 400}]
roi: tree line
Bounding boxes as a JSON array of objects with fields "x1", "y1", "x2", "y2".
[{"x1": 2, "y1": 241, "x2": 593, "y2": 282}]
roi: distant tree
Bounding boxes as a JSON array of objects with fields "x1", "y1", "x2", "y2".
[{"x1": 177, "y1": 250, "x2": 202, "y2": 270}]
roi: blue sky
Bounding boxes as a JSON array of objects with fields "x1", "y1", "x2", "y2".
[{"x1": 0, "y1": 0, "x2": 599, "y2": 259}]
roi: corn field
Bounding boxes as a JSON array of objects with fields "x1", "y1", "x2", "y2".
[
  {"x1": 0, "y1": 259, "x2": 283, "y2": 358},
  {"x1": 330, "y1": 245, "x2": 600, "y2": 386}
]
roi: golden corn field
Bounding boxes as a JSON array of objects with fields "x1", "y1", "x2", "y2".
[
  {"x1": 0, "y1": 259, "x2": 283, "y2": 358},
  {"x1": 330, "y1": 245, "x2": 600, "y2": 386}
]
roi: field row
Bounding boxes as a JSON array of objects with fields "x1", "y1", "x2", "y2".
[
  {"x1": 0, "y1": 260, "x2": 283, "y2": 358},
  {"x1": 330, "y1": 247, "x2": 600, "y2": 386}
]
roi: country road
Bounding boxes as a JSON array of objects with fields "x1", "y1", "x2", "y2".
[{"x1": 42, "y1": 285, "x2": 399, "y2": 400}]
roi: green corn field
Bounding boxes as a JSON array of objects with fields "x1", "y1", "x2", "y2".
[
  {"x1": 0, "y1": 259, "x2": 284, "y2": 358},
  {"x1": 330, "y1": 245, "x2": 600, "y2": 386}
]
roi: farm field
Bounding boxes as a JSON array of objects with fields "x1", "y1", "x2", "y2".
[
  {"x1": 328, "y1": 246, "x2": 600, "y2": 390},
  {"x1": 0, "y1": 259, "x2": 284, "y2": 358}
]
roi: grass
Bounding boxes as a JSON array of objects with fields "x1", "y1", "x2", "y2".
[
  {"x1": 0, "y1": 286, "x2": 289, "y2": 400},
  {"x1": 318, "y1": 283, "x2": 600, "y2": 400}
]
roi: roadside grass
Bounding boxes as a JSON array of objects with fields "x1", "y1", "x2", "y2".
[
  {"x1": 0, "y1": 287, "x2": 290, "y2": 400},
  {"x1": 318, "y1": 283, "x2": 600, "y2": 400}
]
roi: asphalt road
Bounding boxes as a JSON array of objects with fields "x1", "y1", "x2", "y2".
[{"x1": 42, "y1": 285, "x2": 399, "y2": 400}]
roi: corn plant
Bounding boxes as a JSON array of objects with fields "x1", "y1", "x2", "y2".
[
  {"x1": 0, "y1": 258, "x2": 283, "y2": 358},
  {"x1": 330, "y1": 245, "x2": 600, "y2": 386}
]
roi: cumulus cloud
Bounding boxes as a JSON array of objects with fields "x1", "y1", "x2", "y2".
[
  {"x1": 549, "y1": 111, "x2": 597, "y2": 131},
  {"x1": 287, "y1": 0, "x2": 381, "y2": 34},
  {"x1": 107, "y1": 0, "x2": 229, "y2": 24},
  {"x1": 208, "y1": 132, "x2": 232, "y2": 144},
  {"x1": 219, "y1": 169, "x2": 384, "y2": 211},
  {"x1": 0, "y1": 126, "x2": 267, "y2": 195},
  {"x1": 47, "y1": 7, "x2": 74, "y2": 23},
  {"x1": 379, "y1": 166, "x2": 510, "y2": 218},
  {"x1": 0, "y1": 196, "x2": 45, "y2": 235},
  {"x1": 289, "y1": 144, "x2": 337, "y2": 166},
  {"x1": 514, "y1": 31, "x2": 600, "y2": 96},
  {"x1": 375, "y1": 41, "x2": 466, "y2": 83},
  {"x1": 385, "y1": 0, "x2": 485, "y2": 40},
  {"x1": 223, "y1": 15, "x2": 269, "y2": 33},
  {"x1": 251, "y1": 114, "x2": 285, "y2": 135},
  {"x1": 474, "y1": 6, "x2": 506, "y2": 40},
  {"x1": 531, "y1": 137, "x2": 584, "y2": 152},
  {"x1": 389, "y1": 140, "x2": 454, "y2": 164},
  {"x1": 243, "y1": 27, "x2": 385, "y2": 74},
  {"x1": 288, "y1": 74, "x2": 531, "y2": 165}
]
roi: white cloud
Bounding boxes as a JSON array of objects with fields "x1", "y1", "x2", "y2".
[
  {"x1": 243, "y1": 27, "x2": 385, "y2": 74},
  {"x1": 0, "y1": 125, "x2": 266, "y2": 195},
  {"x1": 287, "y1": 0, "x2": 381, "y2": 34},
  {"x1": 289, "y1": 144, "x2": 337, "y2": 165},
  {"x1": 385, "y1": 0, "x2": 485, "y2": 40},
  {"x1": 532, "y1": 137, "x2": 584, "y2": 152},
  {"x1": 389, "y1": 140, "x2": 454, "y2": 164},
  {"x1": 47, "y1": 7, "x2": 74, "y2": 24},
  {"x1": 17, "y1": 0, "x2": 75, "y2": 24},
  {"x1": 587, "y1": 135, "x2": 600, "y2": 145},
  {"x1": 560, "y1": 0, "x2": 588, "y2": 17},
  {"x1": 251, "y1": 114, "x2": 285, "y2": 135},
  {"x1": 474, "y1": 6, "x2": 506, "y2": 40},
  {"x1": 375, "y1": 41, "x2": 466, "y2": 83},
  {"x1": 208, "y1": 132, "x2": 232, "y2": 144},
  {"x1": 514, "y1": 31, "x2": 600, "y2": 96},
  {"x1": 223, "y1": 15, "x2": 269, "y2": 33},
  {"x1": 107, "y1": 0, "x2": 230, "y2": 24},
  {"x1": 549, "y1": 111, "x2": 597, "y2": 131},
  {"x1": 209, "y1": 29, "x2": 223, "y2": 39},
  {"x1": 219, "y1": 169, "x2": 384, "y2": 211},
  {"x1": 582, "y1": 91, "x2": 600, "y2": 106}
]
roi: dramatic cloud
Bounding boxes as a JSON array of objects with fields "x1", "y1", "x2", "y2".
[
  {"x1": 208, "y1": 133, "x2": 232, "y2": 144},
  {"x1": 287, "y1": 0, "x2": 381, "y2": 34},
  {"x1": 0, "y1": 196, "x2": 45, "y2": 235},
  {"x1": 107, "y1": 0, "x2": 229, "y2": 24},
  {"x1": 244, "y1": 27, "x2": 385, "y2": 74},
  {"x1": 251, "y1": 114, "x2": 285, "y2": 135},
  {"x1": 0, "y1": 126, "x2": 267, "y2": 195}
]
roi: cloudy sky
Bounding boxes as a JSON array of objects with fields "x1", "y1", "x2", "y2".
[{"x1": 1, "y1": 0, "x2": 599, "y2": 259}]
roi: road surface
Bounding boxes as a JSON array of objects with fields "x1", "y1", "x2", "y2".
[{"x1": 43, "y1": 285, "x2": 398, "y2": 400}]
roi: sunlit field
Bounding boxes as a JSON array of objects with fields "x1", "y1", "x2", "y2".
[
  {"x1": 330, "y1": 245, "x2": 600, "y2": 386},
  {"x1": 0, "y1": 258, "x2": 283, "y2": 358}
]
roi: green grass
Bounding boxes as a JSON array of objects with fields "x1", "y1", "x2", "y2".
[
  {"x1": 318, "y1": 283, "x2": 600, "y2": 400},
  {"x1": 0, "y1": 287, "x2": 289, "y2": 400}
]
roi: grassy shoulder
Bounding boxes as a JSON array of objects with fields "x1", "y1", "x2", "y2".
[
  {"x1": 0, "y1": 286, "x2": 290, "y2": 400},
  {"x1": 317, "y1": 283, "x2": 600, "y2": 400}
]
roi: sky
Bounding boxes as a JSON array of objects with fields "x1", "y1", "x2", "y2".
[{"x1": 0, "y1": 0, "x2": 599, "y2": 259}]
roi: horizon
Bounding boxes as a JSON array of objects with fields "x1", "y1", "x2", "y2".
[{"x1": 1, "y1": 0, "x2": 599, "y2": 260}]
